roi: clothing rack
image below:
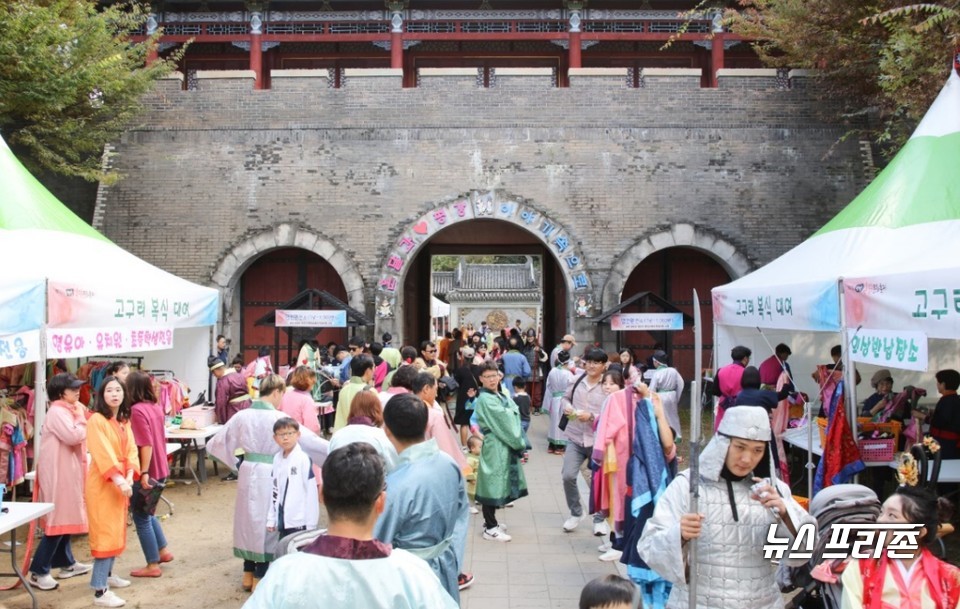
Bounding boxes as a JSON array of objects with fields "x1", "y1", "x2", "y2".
[
  {"x1": 144, "y1": 369, "x2": 176, "y2": 380},
  {"x1": 81, "y1": 355, "x2": 145, "y2": 369}
]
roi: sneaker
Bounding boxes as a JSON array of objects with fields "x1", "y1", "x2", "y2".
[
  {"x1": 599, "y1": 549, "x2": 623, "y2": 562},
  {"x1": 94, "y1": 591, "x2": 126, "y2": 608},
  {"x1": 563, "y1": 515, "x2": 583, "y2": 532},
  {"x1": 222, "y1": 472, "x2": 238, "y2": 482},
  {"x1": 593, "y1": 520, "x2": 611, "y2": 537},
  {"x1": 29, "y1": 573, "x2": 58, "y2": 591},
  {"x1": 107, "y1": 575, "x2": 131, "y2": 589},
  {"x1": 469, "y1": 506, "x2": 479, "y2": 514},
  {"x1": 505, "y1": 501, "x2": 515, "y2": 508},
  {"x1": 598, "y1": 541, "x2": 613, "y2": 552},
  {"x1": 458, "y1": 572, "x2": 475, "y2": 591},
  {"x1": 57, "y1": 561, "x2": 93, "y2": 579},
  {"x1": 482, "y1": 526, "x2": 512, "y2": 542}
]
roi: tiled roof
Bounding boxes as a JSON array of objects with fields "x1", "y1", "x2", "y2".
[
  {"x1": 446, "y1": 289, "x2": 542, "y2": 303},
  {"x1": 432, "y1": 264, "x2": 538, "y2": 298}
]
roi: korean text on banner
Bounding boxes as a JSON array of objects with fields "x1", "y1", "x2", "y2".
[
  {"x1": 610, "y1": 313, "x2": 683, "y2": 332},
  {"x1": 712, "y1": 281, "x2": 840, "y2": 331},
  {"x1": 275, "y1": 310, "x2": 347, "y2": 328},
  {"x1": 846, "y1": 328, "x2": 928, "y2": 372},
  {"x1": 844, "y1": 277, "x2": 960, "y2": 340},
  {"x1": 0, "y1": 330, "x2": 40, "y2": 367},
  {"x1": 46, "y1": 327, "x2": 174, "y2": 359}
]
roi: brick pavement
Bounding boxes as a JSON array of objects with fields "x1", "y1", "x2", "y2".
[{"x1": 459, "y1": 411, "x2": 625, "y2": 609}]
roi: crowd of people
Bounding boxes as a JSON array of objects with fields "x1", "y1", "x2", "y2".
[{"x1": 22, "y1": 330, "x2": 960, "y2": 609}]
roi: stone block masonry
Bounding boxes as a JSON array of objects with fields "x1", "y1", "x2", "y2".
[{"x1": 99, "y1": 68, "x2": 869, "y2": 340}]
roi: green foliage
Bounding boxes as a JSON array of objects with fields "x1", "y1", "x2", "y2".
[
  {"x1": 0, "y1": 0, "x2": 180, "y2": 182},
  {"x1": 727, "y1": 0, "x2": 959, "y2": 157}
]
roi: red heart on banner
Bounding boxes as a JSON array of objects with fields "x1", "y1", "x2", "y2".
[{"x1": 413, "y1": 221, "x2": 429, "y2": 235}]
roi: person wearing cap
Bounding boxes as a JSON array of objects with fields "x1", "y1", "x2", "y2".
[
  {"x1": 551, "y1": 334, "x2": 577, "y2": 367},
  {"x1": 647, "y1": 350, "x2": 684, "y2": 442},
  {"x1": 637, "y1": 406, "x2": 814, "y2": 609},
  {"x1": 210, "y1": 355, "x2": 253, "y2": 425},
  {"x1": 29, "y1": 373, "x2": 94, "y2": 591},
  {"x1": 861, "y1": 369, "x2": 895, "y2": 419},
  {"x1": 758, "y1": 343, "x2": 793, "y2": 390}
]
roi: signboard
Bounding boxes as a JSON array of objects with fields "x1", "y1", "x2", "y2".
[
  {"x1": 0, "y1": 330, "x2": 40, "y2": 367},
  {"x1": 610, "y1": 313, "x2": 684, "y2": 332},
  {"x1": 846, "y1": 327, "x2": 928, "y2": 372},
  {"x1": 844, "y1": 276, "x2": 960, "y2": 340},
  {"x1": 712, "y1": 281, "x2": 841, "y2": 332},
  {"x1": 46, "y1": 326, "x2": 174, "y2": 359},
  {"x1": 275, "y1": 310, "x2": 347, "y2": 328}
]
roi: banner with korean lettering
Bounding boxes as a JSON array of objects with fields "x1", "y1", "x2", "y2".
[
  {"x1": 610, "y1": 313, "x2": 684, "y2": 331},
  {"x1": 846, "y1": 327, "x2": 928, "y2": 372},
  {"x1": 47, "y1": 282, "x2": 218, "y2": 330},
  {"x1": 275, "y1": 310, "x2": 347, "y2": 328},
  {"x1": 0, "y1": 330, "x2": 40, "y2": 367},
  {"x1": 844, "y1": 275, "x2": 960, "y2": 340},
  {"x1": 712, "y1": 280, "x2": 841, "y2": 332},
  {"x1": 46, "y1": 327, "x2": 174, "y2": 359}
]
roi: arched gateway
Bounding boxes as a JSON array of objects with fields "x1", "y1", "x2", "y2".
[{"x1": 375, "y1": 191, "x2": 592, "y2": 346}]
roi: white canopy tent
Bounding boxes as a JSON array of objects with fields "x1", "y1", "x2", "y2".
[
  {"x1": 712, "y1": 70, "x2": 960, "y2": 494},
  {"x1": 0, "y1": 136, "x2": 220, "y2": 459}
]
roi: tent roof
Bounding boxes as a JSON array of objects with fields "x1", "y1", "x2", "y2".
[
  {"x1": 0, "y1": 138, "x2": 109, "y2": 242},
  {"x1": 713, "y1": 70, "x2": 960, "y2": 332}
]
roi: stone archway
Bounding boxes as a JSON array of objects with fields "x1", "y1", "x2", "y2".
[
  {"x1": 372, "y1": 191, "x2": 593, "y2": 345},
  {"x1": 601, "y1": 223, "x2": 753, "y2": 312},
  {"x1": 210, "y1": 224, "x2": 366, "y2": 341}
]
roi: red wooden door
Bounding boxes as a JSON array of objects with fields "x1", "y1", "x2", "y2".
[
  {"x1": 240, "y1": 248, "x2": 348, "y2": 368},
  {"x1": 620, "y1": 248, "x2": 731, "y2": 381}
]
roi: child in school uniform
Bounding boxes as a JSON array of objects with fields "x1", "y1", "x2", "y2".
[{"x1": 267, "y1": 418, "x2": 320, "y2": 541}]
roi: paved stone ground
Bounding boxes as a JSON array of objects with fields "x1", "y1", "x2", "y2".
[{"x1": 459, "y1": 411, "x2": 625, "y2": 609}]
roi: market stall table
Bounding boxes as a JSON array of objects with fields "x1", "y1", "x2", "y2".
[
  {"x1": 166, "y1": 424, "x2": 223, "y2": 495},
  {"x1": 782, "y1": 425, "x2": 894, "y2": 467},
  {"x1": 0, "y1": 501, "x2": 53, "y2": 609}
]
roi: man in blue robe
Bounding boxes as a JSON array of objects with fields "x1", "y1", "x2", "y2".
[{"x1": 374, "y1": 393, "x2": 470, "y2": 603}]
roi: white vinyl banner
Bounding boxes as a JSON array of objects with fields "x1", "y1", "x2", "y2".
[
  {"x1": 844, "y1": 275, "x2": 960, "y2": 340},
  {"x1": 712, "y1": 280, "x2": 840, "y2": 332},
  {"x1": 0, "y1": 330, "x2": 40, "y2": 367},
  {"x1": 846, "y1": 327, "x2": 928, "y2": 372},
  {"x1": 46, "y1": 326, "x2": 174, "y2": 359}
]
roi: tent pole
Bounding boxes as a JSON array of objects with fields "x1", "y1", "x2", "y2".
[
  {"x1": 34, "y1": 281, "x2": 49, "y2": 481},
  {"x1": 838, "y1": 279, "x2": 859, "y2": 480}
]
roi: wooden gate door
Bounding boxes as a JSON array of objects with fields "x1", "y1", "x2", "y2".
[
  {"x1": 620, "y1": 248, "x2": 731, "y2": 381},
  {"x1": 240, "y1": 248, "x2": 348, "y2": 366}
]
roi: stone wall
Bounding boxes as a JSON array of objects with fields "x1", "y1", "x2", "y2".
[{"x1": 98, "y1": 67, "x2": 868, "y2": 343}]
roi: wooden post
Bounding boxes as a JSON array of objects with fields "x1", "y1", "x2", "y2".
[
  {"x1": 250, "y1": 34, "x2": 263, "y2": 89},
  {"x1": 568, "y1": 31, "x2": 582, "y2": 69},
  {"x1": 391, "y1": 31, "x2": 403, "y2": 69},
  {"x1": 710, "y1": 33, "x2": 724, "y2": 88}
]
